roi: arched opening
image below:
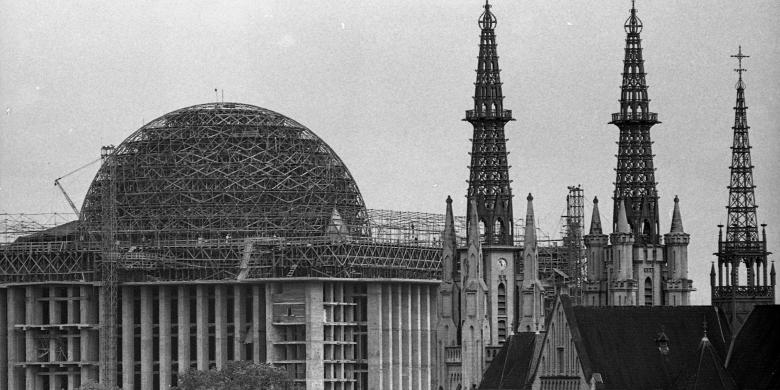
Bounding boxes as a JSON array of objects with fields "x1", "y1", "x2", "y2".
[
  {"x1": 644, "y1": 277, "x2": 653, "y2": 306},
  {"x1": 497, "y1": 283, "x2": 506, "y2": 316},
  {"x1": 498, "y1": 320, "x2": 506, "y2": 342},
  {"x1": 642, "y1": 219, "x2": 652, "y2": 236},
  {"x1": 495, "y1": 218, "x2": 505, "y2": 238},
  {"x1": 479, "y1": 219, "x2": 487, "y2": 242}
]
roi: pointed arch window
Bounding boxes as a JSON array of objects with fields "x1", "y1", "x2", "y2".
[
  {"x1": 644, "y1": 277, "x2": 653, "y2": 305},
  {"x1": 497, "y1": 283, "x2": 506, "y2": 316}
]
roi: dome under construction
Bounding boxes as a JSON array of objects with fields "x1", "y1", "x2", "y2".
[{"x1": 80, "y1": 102, "x2": 370, "y2": 242}]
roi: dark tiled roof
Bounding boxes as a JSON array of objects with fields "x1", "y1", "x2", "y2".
[
  {"x1": 479, "y1": 332, "x2": 538, "y2": 390},
  {"x1": 726, "y1": 305, "x2": 780, "y2": 390},
  {"x1": 673, "y1": 336, "x2": 738, "y2": 390},
  {"x1": 569, "y1": 304, "x2": 732, "y2": 390}
]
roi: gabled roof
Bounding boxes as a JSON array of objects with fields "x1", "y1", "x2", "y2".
[
  {"x1": 674, "y1": 335, "x2": 738, "y2": 390},
  {"x1": 726, "y1": 305, "x2": 780, "y2": 390},
  {"x1": 479, "y1": 332, "x2": 540, "y2": 390},
  {"x1": 564, "y1": 299, "x2": 732, "y2": 390}
]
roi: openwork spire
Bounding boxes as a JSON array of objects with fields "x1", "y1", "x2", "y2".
[
  {"x1": 610, "y1": 0, "x2": 660, "y2": 245},
  {"x1": 465, "y1": 0, "x2": 515, "y2": 246},
  {"x1": 713, "y1": 47, "x2": 774, "y2": 329},
  {"x1": 725, "y1": 46, "x2": 760, "y2": 247}
]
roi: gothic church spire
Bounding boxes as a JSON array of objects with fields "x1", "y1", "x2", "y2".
[
  {"x1": 466, "y1": 0, "x2": 515, "y2": 246},
  {"x1": 610, "y1": 0, "x2": 661, "y2": 245}
]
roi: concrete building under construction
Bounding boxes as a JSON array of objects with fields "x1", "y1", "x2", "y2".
[{"x1": 0, "y1": 3, "x2": 581, "y2": 390}]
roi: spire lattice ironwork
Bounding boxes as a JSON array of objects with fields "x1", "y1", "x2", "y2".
[
  {"x1": 465, "y1": 0, "x2": 515, "y2": 246},
  {"x1": 716, "y1": 46, "x2": 771, "y2": 288},
  {"x1": 610, "y1": 0, "x2": 661, "y2": 245}
]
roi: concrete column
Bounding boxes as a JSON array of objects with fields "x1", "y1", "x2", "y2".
[
  {"x1": 177, "y1": 286, "x2": 190, "y2": 374},
  {"x1": 0, "y1": 289, "x2": 7, "y2": 390},
  {"x1": 66, "y1": 288, "x2": 76, "y2": 362},
  {"x1": 49, "y1": 287, "x2": 60, "y2": 362},
  {"x1": 420, "y1": 285, "x2": 436, "y2": 390},
  {"x1": 140, "y1": 287, "x2": 153, "y2": 390},
  {"x1": 381, "y1": 284, "x2": 393, "y2": 389},
  {"x1": 305, "y1": 282, "x2": 324, "y2": 390},
  {"x1": 393, "y1": 284, "x2": 402, "y2": 388},
  {"x1": 251, "y1": 286, "x2": 262, "y2": 363},
  {"x1": 411, "y1": 285, "x2": 421, "y2": 390},
  {"x1": 7, "y1": 288, "x2": 24, "y2": 390},
  {"x1": 196, "y1": 285, "x2": 209, "y2": 370},
  {"x1": 402, "y1": 285, "x2": 411, "y2": 389},
  {"x1": 25, "y1": 286, "x2": 40, "y2": 389},
  {"x1": 214, "y1": 286, "x2": 227, "y2": 369},
  {"x1": 159, "y1": 287, "x2": 172, "y2": 390},
  {"x1": 79, "y1": 286, "x2": 97, "y2": 382},
  {"x1": 367, "y1": 283, "x2": 382, "y2": 390},
  {"x1": 121, "y1": 287, "x2": 135, "y2": 390},
  {"x1": 233, "y1": 285, "x2": 246, "y2": 361},
  {"x1": 264, "y1": 285, "x2": 278, "y2": 363}
]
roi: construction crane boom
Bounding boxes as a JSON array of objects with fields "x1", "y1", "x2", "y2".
[
  {"x1": 54, "y1": 179, "x2": 80, "y2": 218},
  {"x1": 52, "y1": 157, "x2": 100, "y2": 219}
]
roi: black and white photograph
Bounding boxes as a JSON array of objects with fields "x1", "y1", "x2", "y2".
[{"x1": 1, "y1": 1, "x2": 778, "y2": 389}]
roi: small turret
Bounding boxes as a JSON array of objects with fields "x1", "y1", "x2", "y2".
[
  {"x1": 442, "y1": 196, "x2": 457, "y2": 282},
  {"x1": 772, "y1": 262, "x2": 776, "y2": 287},
  {"x1": 710, "y1": 262, "x2": 716, "y2": 288},
  {"x1": 522, "y1": 193, "x2": 538, "y2": 289},
  {"x1": 589, "y1": 196, "x2": 603, "y2": 235},
  {"x1": 585, "y1": 197, "x2": 609, "y2": 284},
  {"x1": 670, "y1": 196, "x2": 684, "y2": 233},
  {"x1": 616, "y1": 199, "x2": 631, "y2": 234}
]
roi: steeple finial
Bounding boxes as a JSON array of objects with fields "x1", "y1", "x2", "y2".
[
  {"x1": 479, "y1": 0, "x2": 497, "y2": 30},
  {"x1": 589, "y1": 196, "x2": 603, "y2": 235},
  {"x1": 731, "y1": 45, "x2": 749, "y2": 89},
  {"x1": 625, "y1": 0, "x2": 643, "y2": 34},
  {"x1": 670, "y1": 195, "x2": 684, "y2": 233}
]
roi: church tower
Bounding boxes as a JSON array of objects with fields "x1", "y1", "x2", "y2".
[
  {"x1": 465, "y1": 0, "x2": 516, "y2": 346},
  {"x1": 712, "y1": 46, "x2": 775, "y2": 332},
  {"x1": 664, "y1": 196, "x2": 692, "y2": 306}
]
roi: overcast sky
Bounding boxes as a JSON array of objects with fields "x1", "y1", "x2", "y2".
[{"x1": 1, "y1": 0, "x2": 778, "y2": 304}]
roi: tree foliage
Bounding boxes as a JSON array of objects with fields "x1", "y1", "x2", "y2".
[{"x1": 174, "y1": 361, "x2": 292, "y2": 390}]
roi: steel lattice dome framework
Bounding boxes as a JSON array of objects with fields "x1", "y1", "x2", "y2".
[{"x1": 80, "y1": 102, "x2": 370, "y2": 243}]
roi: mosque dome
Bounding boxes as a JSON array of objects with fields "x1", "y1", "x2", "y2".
[{"x1": 80, "y1": 102, "x2": 369, "y2": 242}]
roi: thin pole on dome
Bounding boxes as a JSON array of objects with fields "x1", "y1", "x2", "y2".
[{"x1": 214, "y1": 88, "x2": 218, "y2": 102}]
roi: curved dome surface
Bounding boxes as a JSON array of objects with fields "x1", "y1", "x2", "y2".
[{"x1": 81, "y1": 102, "x2": 369, "y2": 242}]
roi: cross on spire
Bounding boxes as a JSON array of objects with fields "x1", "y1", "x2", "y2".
[{"x1": 732, "y1": 45, "x2": 749, "y2": 76}]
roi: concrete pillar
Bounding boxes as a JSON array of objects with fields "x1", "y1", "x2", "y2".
[
  {"x1": 140, "y1": 287, "x2": 154, "y2": 390},
  {"x1": 381, "y1": 284, "x2": 393, "y2": 390},
  {"x1": 421, "y1": 286, "x2": 432, "y2": 390},
  {"x1": 233, "y1": 285, "x2": 246, "y2": 361},
  {"x1": 411, "y1": 285, "x2": 421, "y2": 390},
  {"x1": 25, "y1": 286, "x2": 39, "y2": 389},
  {"x1": 121, "y1": 287, "x2": 135, "y2": 390},
  {"x1": 393, "y1": 284, "x2": 402, "y2": 388},
  {"x1": 305, "y1": 282, "x2": 324, "y2": 390},
  {"x1": 177, "y1": 286, "x2": 190, "y2": 375},
  {"x1": 367, "y1": 283, "x2": 382, "y2": 390},
  {"x1": 251, "y1": 286, "x2": 262, "y2": 363},
  {"x1": 159, "y1": 287, "x2": 172, "y2": 389},
  {"x1": 263, "y1": 285, "x2": 276, "y2": 363},
  {"x1": 214, "y1": 286, "x2": 227, "y2": 369},
  {"x1": 7, "y1": 288, "x2": 24, "y2": 390},
  {"x1": 196, "y1": 285, "x2": 209, "y2": 370},
  {"x1": 66, "y1": 288, "x2": 76, "y2": 362},
  {"x1": 401, "y1": 285, "x2": 411, "y2": 389},
  {"x1": 0, "y1": 288, "x2": 7, "y2": 390},
  {"x1": 79, "y1": 286, "x2": 97, "y2": 382}
]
